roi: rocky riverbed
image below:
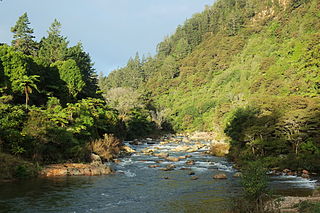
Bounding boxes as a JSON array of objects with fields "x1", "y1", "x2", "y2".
[{"x1": 0, "y1": 135, "x2": 319, "y2": 213}]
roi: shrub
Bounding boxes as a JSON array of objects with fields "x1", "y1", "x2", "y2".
[
  {"x1": 210, "y1": 142, "x2": 230, "y2": 157},
  {"x1": 239, "y1": 161, "x2": 269, "y2": 212},
  {"x1": 88, "y1": 134, "x2": 122, "y2": 161},
  {"x1": 0, "y1": 152, "x2": 38, "y2": 180},
  {"x1": 295, "y1": 201, "x2": 320, "y2": 213}
]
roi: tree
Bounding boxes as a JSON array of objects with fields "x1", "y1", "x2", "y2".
[
  {"x1": 51, "y1": 59, "x2": 85, "y2": 98},
  {"x1": 67, "y1": 42, "x2": 99, "y2": 98},
  {"x1": 38, "y1": 19, "x2": 68, "y2": 64},
  {"x1": 16, "y1": 75, "x2": 39, "y2": 109},
  {"x1": 105, "y1": 87, "x2": 143, "y2": 119},
  {"x1": 160, "y1": 56, "x2": 179, "y2": 79},
  {"x1": 11, "y1": 13, "x2": 36, "y2": 55}
]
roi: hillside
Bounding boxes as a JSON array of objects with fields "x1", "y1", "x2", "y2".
[{"x1": 100, "y1": 0, "x2": 320, "y2": 170}]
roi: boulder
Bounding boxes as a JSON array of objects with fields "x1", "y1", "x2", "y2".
[
  {"x1": 113, "y1": 159, "x2": 121, "y2": 164},
  {"x1": 180, "y1": 168, "x2": 192, "y2": 170},
  {"x1": 121, "y1": 145, "x2": 136, "y2": 153},
  {"x1": 39, "y1": 163, "x2": 113, "y2": 177},
  {"x1": 148, "y1": 165, "x2": 161, "y2": 168},
  {"x1": 172, "y1": 145, "x2": 190, "y2": 152},
  {"x1": 186, "y1": 160, "x2": 195, "y2": 165},
  {"x1": 142, "y1": 149, "x2": 155, "y2": 154},
  {"x1": 189, "y1": 171, "x2": 195, "y2": 175},
  {"x1": 90, "y1": 153, "x2": 102, "y2": 165},
  {"x1": 166, "y1": 164, "x2": 176, "y2": 170},
  {"x1": 191, "y1": 176, "x2": 199, "y2": 180},
  {"x1": 283, "y1": 169, "x2": 291, "y2": 174},
  {"x1": 129, "y1": 139, "x2": 141, "y2": 145},
  {"x1": 154, "y1": 153, "x2": 169, "y2": 158},
  {"x1": 302, "y1": 170, "x2": 309, "y2": 175},
  {"x1": 166, "y1": 157, "x2": 180, "y2": 162},
  {"x1": 213, "y1": 173, "x2": 227, "y2": 179},
  {"x1": 233, "y1": 172, "x2": 242, "y2": 178}
]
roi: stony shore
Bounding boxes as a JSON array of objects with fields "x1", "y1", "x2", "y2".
[{"x1": 39, "y1": 162, "x2": 113, "y2": 177}]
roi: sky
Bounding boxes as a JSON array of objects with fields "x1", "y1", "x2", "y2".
[{"x1": 0, "y1": 0, "x2": 214, "y2": 75}]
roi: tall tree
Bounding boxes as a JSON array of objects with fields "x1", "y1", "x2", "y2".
[
  {"x1": 51, "y1": 59, "x2": 85, "y2": 98},
  {"x1": 11, "y1": 13, "x2": 36, "y2": 55},
  {"x1": 16, "y1": 75, "x2": 39, "y2": 109},
  {"x1": 38, "y1": 19, "x2": 68, "y2": 64},
  {"x1": 67, "y1": 42, "x2": 99, "y2": 98}
]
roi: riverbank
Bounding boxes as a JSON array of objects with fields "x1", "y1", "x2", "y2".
[{"x1": 0, "y1": 153, "x2": 39, "y2": 181}]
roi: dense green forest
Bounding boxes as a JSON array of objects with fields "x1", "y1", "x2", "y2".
[
  {"x1": 0, "y1": 13, "x2": 159, "y2": 175},
  {"x1": 100, "y1": 0, "x2": 320, "y2": 171}
]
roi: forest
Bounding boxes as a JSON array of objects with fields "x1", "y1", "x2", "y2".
[
  {"x1": 100, "y1": 0, "x2": 320, "y2": 171},
  {"x1": 0, "y1": 13, "x2": 160, "y2": 178}
]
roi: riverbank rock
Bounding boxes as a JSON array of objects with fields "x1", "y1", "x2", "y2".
[
  {"x1": 121, "y1": 145, "x2": 136, "y2": 153},
  {"x1": 233, "y1": 172, "x2": 242, "y2": 178},
  {"x1": 213, "y1": 173, "x2": 227, "y2": 179},
  {"x1": 90, "y1": 153, "x2": 102, "y2": 165},
  {"x1": 129, "y1": 139, "x2": 142, "y2": 145},
  {"x1": 39, "y1": 163, "x2": 113, "y2": 177},
  {"x1": 266, "y1": 196, "x2": 320, "y2": 212}
]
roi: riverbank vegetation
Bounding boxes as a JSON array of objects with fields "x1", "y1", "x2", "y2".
[
  {"x1": 100, "y1": 0, "x2": 320, "y2": 172},
  {"x1": 0, "y1": 14, "x2": 159, "y2": 179}
]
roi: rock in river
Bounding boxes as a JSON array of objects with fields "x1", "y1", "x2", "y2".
[
  {"x1": 213, "y1": 173, "x2": 227, "y2": 179},
  {"x1": 166, "y1": 157, "x2": 180, "y2": 162}
]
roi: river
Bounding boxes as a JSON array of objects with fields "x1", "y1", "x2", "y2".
[{"x1": 0, "y1": 137, "x2": 318, "y2": 213}]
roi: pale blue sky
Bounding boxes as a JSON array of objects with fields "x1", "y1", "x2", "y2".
[{"x1": 0, "y1": 0, "x2": 214, "y2": 75}]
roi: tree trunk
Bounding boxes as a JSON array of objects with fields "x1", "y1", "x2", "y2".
[{"x1": 25, "y1": 87, "x2": 29, "y2": 110}]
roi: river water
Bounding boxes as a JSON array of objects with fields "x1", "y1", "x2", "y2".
[{"x1": 0, "y1": 138, "x2": 318, "y2": 213}]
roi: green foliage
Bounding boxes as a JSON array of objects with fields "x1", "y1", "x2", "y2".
[
  {"x1": 235, "y1": 161, "x2": 269, "y2": 213},
  {"x1": 0, "y1": 152, "x2": 38, "y2": 179},
  {"x1": 126, "y1": 108, "x2": 155, "y2": 140},
  {"x1": 10, "y1": 13, "x2": 37, "y2": 55},
  {"x1": 51, "y1": 59, "x2": 85, "y2": 98},
  {"x1": 16, "y1": 75, "x2": 39, "y2": 109},
  {"x1": 0, "y1": 14, "x2": 140, "y2": 167},
  {"x1": 241, "y1": 161, "x2": 268, "y2": 201},
  {"x1": 38, "y1": 19, "x2": 68, "y2": 64},
  {"x1": 101, "y1": 0, "x2": 320, "y2": 172},
  {"x1": 295, "y1": 201, "x2": 320, "y2": 213}
]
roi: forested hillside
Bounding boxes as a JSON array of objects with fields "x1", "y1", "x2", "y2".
[{"x1": 100, "y1": 0, "x2": 320, "y2": 170}]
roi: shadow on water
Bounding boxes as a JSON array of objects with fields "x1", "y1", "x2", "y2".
[{"x1": 0, "y1": 176, "x2": 105, "y2": 213}]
